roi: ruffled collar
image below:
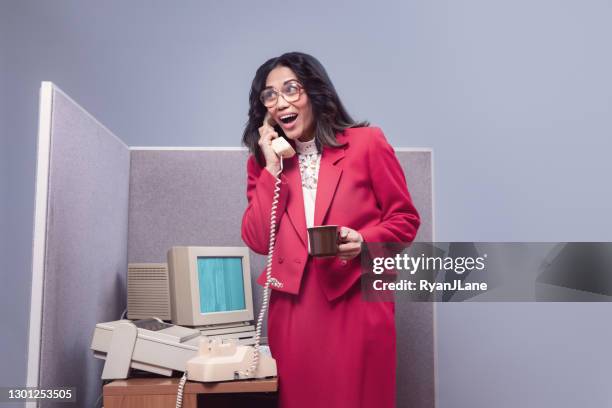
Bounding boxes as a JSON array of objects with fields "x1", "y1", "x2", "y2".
[{"x1": 294, "y1": 136, "x2": 318, "y2": 155}]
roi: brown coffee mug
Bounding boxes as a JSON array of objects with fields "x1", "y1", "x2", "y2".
[{"x1": 307, "y1": 225, "x2": 340, "y2": 257}]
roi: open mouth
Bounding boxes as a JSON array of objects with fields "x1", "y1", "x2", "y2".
[{"x1": 279, "y1": 113, "x2": 298, "y2": 125}]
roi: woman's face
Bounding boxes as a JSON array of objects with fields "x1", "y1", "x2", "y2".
[{"x1": 264, "y1": 66, "x2": 314, "y2": 142}]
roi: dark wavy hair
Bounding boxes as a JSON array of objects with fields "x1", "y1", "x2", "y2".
[{"x1": 242, "y1": 52, "x2": 368, "y2": 167}]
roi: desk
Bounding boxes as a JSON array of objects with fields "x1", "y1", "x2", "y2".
[{"x1": 103, "y1": 377, "x2": 278, "y2": 408}]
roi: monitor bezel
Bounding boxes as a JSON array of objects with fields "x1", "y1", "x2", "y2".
[{"x1": 171, "y1": 246, "x2": 254, "y2": 326}]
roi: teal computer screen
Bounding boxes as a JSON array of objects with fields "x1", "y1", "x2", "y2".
[{"x1": 197, "y1": 257, "x2": 246, "y2": 313}]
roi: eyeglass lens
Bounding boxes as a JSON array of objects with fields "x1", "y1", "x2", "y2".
[{"x1": 261, "y1": 81, "x2": 302, "y2": 107}]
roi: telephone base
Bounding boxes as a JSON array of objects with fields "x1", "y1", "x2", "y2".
[{"x1": 186, "y1": 340, "x2": 277, "y2": 382}]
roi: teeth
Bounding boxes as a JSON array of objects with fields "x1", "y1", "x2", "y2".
[{"x1": 280, "y1": 114, "x2": 297, "y2": 120}]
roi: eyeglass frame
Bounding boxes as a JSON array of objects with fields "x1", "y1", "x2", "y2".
[{"x1": 259, "y1": 80, "x2": 305, "y2": 108}]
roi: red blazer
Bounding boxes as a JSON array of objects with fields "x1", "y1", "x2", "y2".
[{"x1": 241, "y1": 126, "x2": 421, "y2": 301}]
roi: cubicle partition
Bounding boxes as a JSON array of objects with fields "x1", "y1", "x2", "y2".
[
  {"x1": 27, "y1": 83, "x2": 130, "y2": 407},
  {"x1": 28, "y1": 82, "x2": 434, "y2": 408}
]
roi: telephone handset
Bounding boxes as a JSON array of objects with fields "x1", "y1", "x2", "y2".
[
  {"x1": 266, "y1": 113, "x2": 296, "y2": 160},
  {"x1": 176, "y1": 114, "x2": 291, "y2": 406}
]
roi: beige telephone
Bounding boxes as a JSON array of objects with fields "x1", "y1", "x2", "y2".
[
  {"x1": 267, "y1": 113, "x2": 296, "y2": 160},
  {"x1": 175, "y1": 113, "x2": 294, "y2": 407}
]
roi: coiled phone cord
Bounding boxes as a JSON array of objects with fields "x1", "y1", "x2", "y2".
[
  {"x1": 243, "y1": 157, "x2": 285, "y2": 377},
  {"x1": 175, "y1": 370, "x2": 188, "y2": 408}
]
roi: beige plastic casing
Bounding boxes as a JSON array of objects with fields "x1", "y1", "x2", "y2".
[
  {"x1": 167, "y1": 246, "x2": 254, "y2": 327},
  {"x1": 271, "y1": 137, "x2": 295, "y2": 158},
  {"x1": 186, "y1": 339, "x2": 277, "y2": 382},
  {"x1": 127, "y1": 263, "x2": 171, "y2": 320}
]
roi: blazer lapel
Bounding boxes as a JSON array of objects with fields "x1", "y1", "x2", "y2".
[
  {"x1": 283, "y1": 155, "x2": 308, "y2": 248},
  {"x1": 314, "y1": 144, "x2": 346, "y2": 226}
]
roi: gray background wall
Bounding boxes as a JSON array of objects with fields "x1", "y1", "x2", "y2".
[{"x1": 2, "y1": 1, "x2": 612, "y2": 407}]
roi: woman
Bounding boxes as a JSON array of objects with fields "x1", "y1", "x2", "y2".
[{"x1": 241, "y1": 52, "x2": 420, "y2": 408}]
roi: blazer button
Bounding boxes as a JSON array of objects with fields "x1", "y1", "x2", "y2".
[
  {"x1": 294, "y1": 259, "x2": 301, "y2": 264},
  {"x1": 278, "y1": 257, "x2": 284, "y2": 264},
  {"x1": 341, "y1": 259, "x2": 348, "y2": 266}
]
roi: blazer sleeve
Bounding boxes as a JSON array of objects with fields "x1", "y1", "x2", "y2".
[
  {"x1": 358, "y1": 128, "x2": 421, "y2": 244},
  {"x1": 241, "y1": 155, "x2": 290, "y2": 255}
]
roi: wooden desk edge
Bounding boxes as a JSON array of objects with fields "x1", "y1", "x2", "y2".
[{"x1": 104, "y1": 377, "x2": 278, "y2": 396}]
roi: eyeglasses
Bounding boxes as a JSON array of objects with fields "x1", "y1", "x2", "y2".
[{"x1": 260, "y1": 80, "x2": 304, "y2": 108}]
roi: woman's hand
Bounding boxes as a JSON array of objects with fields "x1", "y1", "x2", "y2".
[
  {"x1": 337, "y1": 226, "x2": 364, "y2": 261},
  {"x1": 258, "y1": 112, "x2": 281, "y2": 175}
]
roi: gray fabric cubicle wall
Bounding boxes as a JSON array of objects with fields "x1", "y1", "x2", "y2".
[
  {"x1": 31, "y1": 83, "x2": 130, "y2": 407},
  {"x1": 128, "y1": 147, "x2": 434, "y2": 408}
]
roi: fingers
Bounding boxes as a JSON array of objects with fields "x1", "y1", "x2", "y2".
[
  {"x1": 263, "y1": 112, "x2": 277, "y2": 128},
  {"x1": 340, "y1": 227, "x2": 349, "y2": 241},
  {"x1": 338, "y1": 242, "x2": 361, "y2": 253},
  {"x1": 337, "y1": 227, "x2": 364, "y2": 260},
  {"x1": 258, "y1": 124, "x2": 278, "y2": 148},
  {"x1": 337, "y1": 243, "x2": 361, "y2": 260},
  {"x1": 258, "y1": 124, "x2": 278, "y2": 141},
  {"x1": 339, "y1": 227, "x2": 362, "y2": 243},
  {"x1": 337, "y1": 241, "x2": 362, "y2": 259},
  {"x1": 263, "y1": 112, "x2": 272, "y2": 128}
]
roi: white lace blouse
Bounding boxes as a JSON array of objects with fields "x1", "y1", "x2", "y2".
[{"x1": 294, "y1": 137, "x2": 321, "y2": 251}]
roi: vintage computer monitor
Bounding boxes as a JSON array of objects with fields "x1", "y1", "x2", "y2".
[
  {"x1": 167, "y1": 246, "x2": 254, "y2": 327},
  {"x1": 90, "y1": 246, "x2": 257, "y2": 378}
]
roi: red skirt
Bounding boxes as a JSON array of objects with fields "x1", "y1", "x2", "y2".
[{"x1": 267, "y1": 257, "x2": 396, "y2": 408}]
